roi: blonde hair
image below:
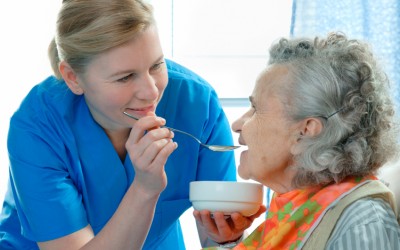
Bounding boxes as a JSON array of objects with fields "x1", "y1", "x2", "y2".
[{"x1": 48, "y1": 0, "x2": 155, "y2": 79}]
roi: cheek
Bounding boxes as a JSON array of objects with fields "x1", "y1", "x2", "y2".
[
  {"x1": 242, "y1": 120, "x2": 256, "y2": 145},
  {"x1": 102, "y1": 86, "x2": 132, "y2": 103},
  {"x1": 242, "y1": 118, "x2": 267, "y2": 152},
  {"x1": 158, "y1": 70, "x2": 168, "y2": 87},
  {"x1": 83, "y1": 86, "x2": 123, "y2": 110},
  {"x1": 239, "y1": 121, "x2": 267, "y2": 178},
  {"x1": 241, "y1": 118, "x2": 291, "y2": 180},
  {"x1": 156, "y1": 72, "x2": 168, "y2": 97}
]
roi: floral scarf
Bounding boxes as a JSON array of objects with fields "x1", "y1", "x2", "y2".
[{"x1": 204, "y1": 175, "x2": 377, "y2": 250}]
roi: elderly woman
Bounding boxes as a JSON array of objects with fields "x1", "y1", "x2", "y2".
[{"x1": 199, "y1": 32, "x2": 400, "y2": 249}]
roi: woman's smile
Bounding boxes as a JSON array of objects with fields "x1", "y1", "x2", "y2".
[{"x1": 124, "y1": 105, "x2": 157, "y2": 118}]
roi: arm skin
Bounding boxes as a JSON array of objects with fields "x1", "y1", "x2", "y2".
[{"x1": 38, "y1": 115, "x2": 177, "y2": 250}]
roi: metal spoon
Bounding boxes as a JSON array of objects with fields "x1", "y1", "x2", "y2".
[{"x1": 123, "y1": 111, "x2": 240, "y2": 152}]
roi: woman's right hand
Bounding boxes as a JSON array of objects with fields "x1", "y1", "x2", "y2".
[
  {"x1": 125, "y1": 113, "x2": 177, "y2": 197},
  {"x1": 39, "y1": 115, "x2": 177, "y2": 250}
]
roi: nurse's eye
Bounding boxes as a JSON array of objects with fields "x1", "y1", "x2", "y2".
[
  {"x1": 117, "y1": 73, "x2": 136, "y2": 83},
  {"x1": 150, "y1": 61, "x2": 165, "y2": 71}
]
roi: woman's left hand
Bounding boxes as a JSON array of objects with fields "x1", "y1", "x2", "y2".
[{"x1": 193, "y1": 205, "x2": 267, "y2": 244}]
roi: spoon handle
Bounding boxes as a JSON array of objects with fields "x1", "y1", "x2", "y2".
[{"x1": 123, "y1": 111, "x2": 240, "y2": 152}]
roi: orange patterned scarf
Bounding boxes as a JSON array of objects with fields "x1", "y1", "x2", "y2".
[{"x1": 204, "y1": 175, "x2": 377, "y2": 250}]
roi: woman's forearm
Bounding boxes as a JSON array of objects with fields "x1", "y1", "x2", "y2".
[{"x1": 83, "y1": 181, "x2": 160, "y2": 250}]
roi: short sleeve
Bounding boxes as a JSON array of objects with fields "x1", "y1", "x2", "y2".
[{"x1": 8, "y1": 106, "x2": 88, "y2": 241}]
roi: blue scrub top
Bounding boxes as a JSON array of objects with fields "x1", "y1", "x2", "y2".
[{"x1": 0, "y1": 59, "x2": 236, "y2": 249}]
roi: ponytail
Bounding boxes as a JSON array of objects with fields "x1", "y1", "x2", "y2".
[{"x1": 48, "y1": 38, "x2": 62, "y2": 79}]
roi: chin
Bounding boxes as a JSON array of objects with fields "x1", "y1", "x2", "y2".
[{"x1": 237, "y1": 164, "x2": 250, "y2": 180}]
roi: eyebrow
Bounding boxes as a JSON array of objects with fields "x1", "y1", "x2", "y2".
[{"x1": 109, "y1": 55, "x2": 164, "y2": 78}]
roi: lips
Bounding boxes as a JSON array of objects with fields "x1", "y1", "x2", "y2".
[
  {"x1": 125, "y1": 105, "x2": 156, "y2": 117},
  {"x1": 238, "y1": 135, "x2": 247, "y2": 146}
]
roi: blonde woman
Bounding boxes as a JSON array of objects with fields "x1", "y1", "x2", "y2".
[{"x1": 0, "y1": 1, "x2": 262, "y2": 249}]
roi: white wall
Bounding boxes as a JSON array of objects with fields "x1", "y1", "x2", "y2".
[{"x1": 0, "y1": 1, "x2": 62, "y2": 201}]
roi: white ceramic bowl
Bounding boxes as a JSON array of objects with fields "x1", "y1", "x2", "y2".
[{"x1": 189, "y1": 181, "x2": 264, "y2": 216}]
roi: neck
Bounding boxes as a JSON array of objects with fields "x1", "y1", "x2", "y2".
[{"x1": 104, "y1": 128, "x2": 130, "y2": 161}]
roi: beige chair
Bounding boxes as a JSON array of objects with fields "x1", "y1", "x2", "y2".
[{"x1": 379, "y1": 162, "x2": 400, "y2": 221}]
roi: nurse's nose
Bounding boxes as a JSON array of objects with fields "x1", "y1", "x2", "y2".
[{"x1": 137, "y1": 73, "x2": 159, "y2": 101}]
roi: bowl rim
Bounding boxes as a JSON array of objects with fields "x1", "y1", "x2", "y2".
[
  {"x1": 189, "y1": 181, "x2": 264, "y2": 202},
  {"x1": 190, "y1": 180, "x2": 263, "y2": 186}
]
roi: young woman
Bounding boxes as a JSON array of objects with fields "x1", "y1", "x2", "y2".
[{"x1": 0, "y1": 1, "x2": 263, "y2": 249}]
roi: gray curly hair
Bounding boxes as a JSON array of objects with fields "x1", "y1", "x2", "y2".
[{"x1": 268, "y1": 32, "x2": 400, "y2": 188}]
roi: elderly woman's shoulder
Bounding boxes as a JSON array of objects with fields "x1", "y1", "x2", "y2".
[
  {"x1": 326, "y1": 197, "x2": 400, "y2": 249},
  {"x1": 379, "y1": 163, "x2": 400, "y2": 216}
]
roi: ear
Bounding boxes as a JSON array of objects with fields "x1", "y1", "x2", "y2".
[
  {"x1": 302, "y1": 117, "x2": 323, "y2": 137},
  {"x1": 59, "y1": 61, "x2": 84, "y2": 95},
  {"x1": 290, "y1": 117, "x2": 323, "y2": 155}
]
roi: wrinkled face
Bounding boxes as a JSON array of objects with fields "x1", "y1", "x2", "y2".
[
  {"x1": 75, "y1": 25, "x2": 168, "y2": 132},
  {"x1": 231, "y1": 65, "x2": 300, "y2": 192}
]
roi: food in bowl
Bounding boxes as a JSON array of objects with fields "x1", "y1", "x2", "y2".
[{"x1": 189, "y1": 181, "x2": 264, "y2": 216}]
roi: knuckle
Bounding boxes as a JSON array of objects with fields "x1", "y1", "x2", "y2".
[
  {"x1": 147, "y1": 139, "x2": 169, "y2": 155},
  {"x1": 146, "y1": 130, "x2": 158, "y2": 140},
  {"x1": 132, "y1": 121, "x2": 146, "y2": 131}
]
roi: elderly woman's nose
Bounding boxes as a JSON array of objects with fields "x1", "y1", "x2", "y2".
[{"x1": 231, "y1": 116, "x2": 245, "y2": 133}]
